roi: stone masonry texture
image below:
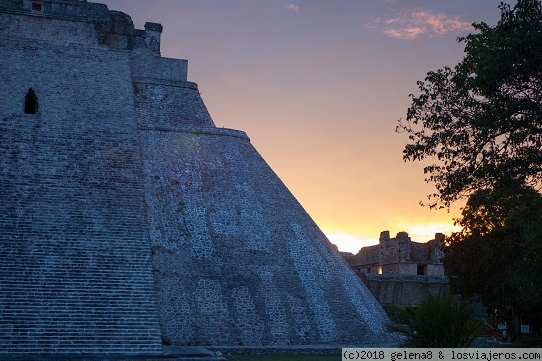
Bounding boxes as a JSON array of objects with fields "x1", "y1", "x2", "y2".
[{"x1": 0, "y1": 0, "x2": 393, "y2": 355}]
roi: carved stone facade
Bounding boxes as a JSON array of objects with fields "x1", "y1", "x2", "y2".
[
  {"x1": 342, "y1": 232, "x2": 449, "y2": 306},
  {"x1": 345, "y1": 231, "x2": 445, "y2": 276}
]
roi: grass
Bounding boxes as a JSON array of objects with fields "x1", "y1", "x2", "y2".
[{"x1": 224, "y1": 355, "x2": 341, "y2": 361}]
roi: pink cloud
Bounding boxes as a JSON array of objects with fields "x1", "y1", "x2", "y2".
[
  {"x1": 284, "y1": 3, "x2": 300, "y2": 12},
  {"x1": 367, "y1": 8, "x2": 472, "y2": 40},
  {"x1": 384, "y1": 27, "x2": 424, "y2": 40}
]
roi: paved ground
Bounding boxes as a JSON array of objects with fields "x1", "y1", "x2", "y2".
[{"x1": 0, "y1": 344, "x2": 402, "y2": 360}]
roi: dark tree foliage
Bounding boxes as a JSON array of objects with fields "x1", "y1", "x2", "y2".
[
  {"x1": 443, "y1": 183, "x2": 542, "y2": 304},
  {"x1": 444, "y1": 185, "x2": 542, "y2": 334},
  {"x1": 505, "y1": 201, "x2": 542, "y2": 327},
  {"x1": 398, "y1": 0, "x2": 542, "y2": 336},
  {"x1": 397, "y1": 0, "x2": 542, "y2": 208}
]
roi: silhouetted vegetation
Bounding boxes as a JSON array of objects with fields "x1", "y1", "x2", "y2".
[
  {"x1": 444, "y1": 187, "x2": 542, "y2": 338},
  {"x1": 387, "y1": 296, "x2": 478, "y2": 347},
  {"x1": 398, "y1": 0, "x2": 542, "y2": 339},
  {"x1": 398, "y1": 0, "x2": 542, "y2": 209}
]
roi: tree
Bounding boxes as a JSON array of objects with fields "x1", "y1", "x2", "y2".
[
  {"x1": 397, "y1": 0, "x2": 542, "y2": 209},
  {"x1": 398, "y1": 0, "x2": 542, "y2": 337},
  {"x1": 443, "y1": 187, "x2": 542, "y2": 337}
]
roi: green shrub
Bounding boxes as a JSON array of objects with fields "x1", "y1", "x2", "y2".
[
  {"x1": 513, "y1": 334, "x2": 542, "y2": 347},
  {"x1": 387, "y1": 296, "x2": 478, "y2": 347}
]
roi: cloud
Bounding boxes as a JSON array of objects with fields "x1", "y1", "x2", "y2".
[
  {"x1": 326, "y1": 233, "x2": 378, "y2": 254},
  {"x1": 367, "y1": 8, "x2": 472, "y2": 40},
  {"x1": 284, "y1": 3, "x2": 300, "y2": 12},
  {"x1": 406, "y1": 223, "x2": 461, "y2": 241}
]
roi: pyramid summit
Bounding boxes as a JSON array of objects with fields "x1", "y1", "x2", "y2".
[{"x1": 0, "y1": 0, "x2": 392, "y2": 355}]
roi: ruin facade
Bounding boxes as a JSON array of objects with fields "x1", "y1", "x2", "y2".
[
  {"x1": 345, "y1": 231, "x2": 445, "y2": 276},
  {"x1": 0, "y1": 0, "x2": 393, "y2": 356},
  {"x1": 342, "y1": 232, "x2": 449, "y2": 306}
]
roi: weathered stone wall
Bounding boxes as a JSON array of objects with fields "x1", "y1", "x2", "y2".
[
  {"x1": 140, "y1": 130, "x2": 392, "y2": 346},
  {"x1": 0, "y1": 12, "x2": 99, "y2": 46},
  {"x1": 379, "y1": 231, "x2": 411, "y2": 265},
  {"x1": 0, "y1": 0, "x2": 394, "y2": 353},
  {"x1": 410, "y1": 242, "x2": 430, "y2": 261},
  {"x1": 426, "y1": 264, "x2": 445, "y2": 277},
  {"x1": 0, "y1": 0, "x2": 20, "y2": 11},
  {"x1": 0, "y1": 7, "x2": 162, "y2": 355},
  {"x1": 349, "y1": 244, "x2": 379, "y2": 270},
  {"x1": 361, "y1": 274, "x2": 450, "y2": 307},
  {"x1": 133, "y1": 81, "x2": 215, "y2": 130},
  {"x1": 132, "y1": 56, "x2": 188, "y2": 82}
]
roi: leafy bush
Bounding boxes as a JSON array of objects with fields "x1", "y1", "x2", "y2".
[
  {"x1": 513, "y1": 334, "x2": 542, "y2": 347},
  {"x1": 387, "y1": 296, "x2": 478, "y2": 347}
]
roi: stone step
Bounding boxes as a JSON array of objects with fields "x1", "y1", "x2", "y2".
[
  {"x1": 0, "y1": 356, "x2": 225, "y2": 361},
  {"x1": 0, "y1": 347, "x2": 225, "y2": 361}
]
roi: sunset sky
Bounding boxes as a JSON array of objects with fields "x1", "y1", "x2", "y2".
[{"x1": 102, "y1": 0, "x2": 503, "y2": 253}]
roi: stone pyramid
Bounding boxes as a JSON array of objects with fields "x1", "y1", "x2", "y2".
[{"x1": 0, "y1": 0, "x2": 392, "y2": 355}]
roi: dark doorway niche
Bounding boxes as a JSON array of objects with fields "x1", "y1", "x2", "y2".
[
  {"x1": 31, "y1": 3, "x2": 43, "y2": 11},
  {"x1": 417, "y1": 264, "x2": 427, "y2": 276},
  {"x1": 24, "y1": 88, "x2": 38, "y2": 114}
]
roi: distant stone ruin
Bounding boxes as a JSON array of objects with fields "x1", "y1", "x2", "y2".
[
  {"x1": 345, "y1": 231, "x2": 445, "y2": 276},
  {"x1": 0, "y1": 0, "x2": 393, "y2": 356},
  {"x1": 342, "y1": 232, "x2": 449, "y2": 306}
]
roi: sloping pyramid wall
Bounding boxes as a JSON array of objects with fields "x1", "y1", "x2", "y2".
[
  {"x1": 0, "y1": 10, "x2": 162, "y2": 355},
  {"x1": 140, "y1": 128, "x2": 391, "y2": 345},
  {"x1": 0, "y1": 0, "x2": 393, "y2": 354}
]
